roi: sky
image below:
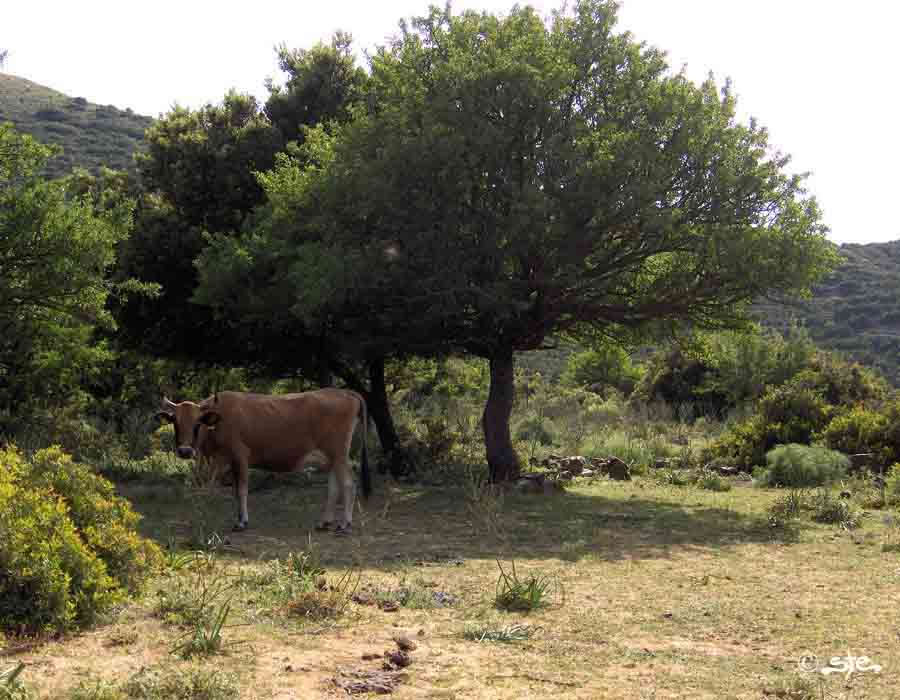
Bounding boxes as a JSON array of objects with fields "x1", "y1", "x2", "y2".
[{"x1": 3, "y1": 0, "x2": 898, "y2": 245}]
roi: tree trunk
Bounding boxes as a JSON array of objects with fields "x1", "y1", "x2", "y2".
[
  {"x1": 331, "y1": 355, "x2": 408, "y2": 477},
  {"x1": 366, "y1": 356, "x2": 400, "y2": 460},
  {"x1": 483, "y1": 348, "x2": 521, "y2": 482}
]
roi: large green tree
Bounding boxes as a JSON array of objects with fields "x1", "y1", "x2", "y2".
[
  {"x1": 197, "y1": 1, "x2": 837, "y2": 481},
  {"x1": 114, "y1": 42, "x2": 413, "y2": 466},
  {"x1": 0, "y1": 124, "x2": 132, "y2": 419}
]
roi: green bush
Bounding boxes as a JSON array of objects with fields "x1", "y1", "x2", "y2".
[
  {"x1": 24, "y1": 446, "x2": 162, "y2": 593},
  {"x1": 561, "y1": 344, "x2": 643, "y2": 395},
  {"x1": 0, "y1": 446, "x2": 161, "y2": 636},
  {"x1": 820, "y1": 406, "x2": 888, "y2": 456},
  {"x1": 820, "y1": 401, "x2": 900, "y2": 468},
  {"x1": 514, "y1": 416, "x2": 555, "y2": 447},
  {"x1": 810, "y1": 490, "x2": 864, "y2": 529},
  {"x1": 708, "y1": 382, "x2": 831, "y2": 470},
  {"x1": 754, "y1": 444, "x2": 849, "y2": 488},
  {"x1": 885, "y1": 464, "x2": 900, "y2": 506},
  {"x1": 876, "y1": 401, "x2": 900, "y2": 467}
]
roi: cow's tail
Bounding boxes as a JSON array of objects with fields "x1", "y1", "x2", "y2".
[{"x1": 358, "y1": 394, "x2": 372, "y2": 499}]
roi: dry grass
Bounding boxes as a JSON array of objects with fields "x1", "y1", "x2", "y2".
[{"x1": 5, "y1": 469, "x2": 900, "y2": 699}]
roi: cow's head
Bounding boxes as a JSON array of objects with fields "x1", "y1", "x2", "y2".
[{"x1": 155, "y1": 395, "x2": 221, "y2": 459}]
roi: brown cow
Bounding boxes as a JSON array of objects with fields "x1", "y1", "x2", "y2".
[{"x1": 155, "y1": 389, "x2": 371, "y2": 534}]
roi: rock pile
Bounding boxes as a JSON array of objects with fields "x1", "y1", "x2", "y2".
[
  {"x1": 540, "y1": 454, "x2": 631, "y2": 481},
  {"x1": 514, "y1": 454, "x2": 632, "y2": 493}
]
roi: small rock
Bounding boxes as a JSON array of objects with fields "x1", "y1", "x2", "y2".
[
  {"x1": 431, "y1": 591, "x2": 457, "y2": 606},
  {"x1": 284, "y1": 664, "x2": 294, "y2": 672},
  {"x1": 580, "y1": 469, "x2": 595, "y2": 478},
  {"x1": 560, "y1": 456, "x2": 587, "y2": 474},
  {"x1": 361, "y1": 652, "x2": 381, "y2": 661},
  {"x1": 600, "y1": 456, "x2": 632, "y2": 481},
  {"x1": 840, "y1": 490, "x2": 852, "y2": 499},
  {"x1": 385, "y1": 650, "x2": 413, "y2": 668},
  {"x1": 394, "y1": 635, "x2": 418, "y2": 651},
  {"x1": 652, "y1": 458, "x2": 670, "y2": 469},
  {"x1": 417, "y1": 628, "x2": 425, "y2": 637},
  {"x1": 379, "y1": 600, "x2": 400, "y2": 612},
  {"x1": 663, "y1": 612, "x2": 673, "y2": 618}
]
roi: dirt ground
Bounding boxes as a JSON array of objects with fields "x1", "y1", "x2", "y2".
[{"x1": 5, "y1": 471, "x2": 899, "y2": 699}]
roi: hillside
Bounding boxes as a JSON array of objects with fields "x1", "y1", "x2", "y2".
[
  {"x1": 757, "y1": 240, "x2": 900, "y2": 384},
  {"x1": 0, "y1": 73, "x2": 151, "y2": 177}
]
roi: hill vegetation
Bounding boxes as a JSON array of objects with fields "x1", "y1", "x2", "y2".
[
  {"x1": 0, "y1": 73, "x2": 151, "y2": 177},
  {"x1": 757, "y1": 240, "x2": 900, "y2": 384}
]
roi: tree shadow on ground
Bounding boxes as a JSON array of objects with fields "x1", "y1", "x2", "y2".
[{"x1": 117, "y1": 470, "x2": 792, "y2": 570}]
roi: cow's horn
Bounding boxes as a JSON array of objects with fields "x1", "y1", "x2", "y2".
[{"x1": 161, "y1": 396, "x2": 177, "y2": 410}]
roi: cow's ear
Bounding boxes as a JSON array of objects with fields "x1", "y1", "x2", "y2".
[
  {"x1": 154, "y1": 411, "x2": 175, "y2": 423},
  {"x1": 199, "y1": 411, "x2": 221, "y2": 427}
]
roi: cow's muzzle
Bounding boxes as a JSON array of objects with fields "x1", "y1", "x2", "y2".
[{"x1": 176, "y1": 446, "x2": 195, "y2": 459}]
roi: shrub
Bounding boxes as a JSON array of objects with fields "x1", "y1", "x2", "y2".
[
  {"x1": 810, "y1": 490, "x2": 864, "y2": 530},
  {"x1": 24, "y1": 447, "x2": 162, "y2": 593},
  {"x1": 885, "y1": 464, "x2": 900, "y2": 506},
  {"x1": 755, "y1": 444, "x2": 848, "y2": 488},
  {"x1": 0, "y1": 472, "x2": 121, "y2": 635},
  {"x1": 561, "y1": 344, "x2": 643, "y2": 395},
  {"x1": 696, "y1": 470, "x2": 732, "y2": 492},
  {"x1": 709, "y1": 382, "x2": 831, "y2": 470},
  {"x1": 768, "y1": 489, "x2": 807, "y2": 521},
  {"x1": 0, "y1": 446, "x2": 161, "y2": 637},
  {"x1": 514, "y1": 416, "x2": 555, "y2": 447},
  {"x1": 820, "y1": 406, "x2": 889, "y2": 458}
]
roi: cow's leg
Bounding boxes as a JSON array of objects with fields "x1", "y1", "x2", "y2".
[
  {"x1": 316, "y1": 470, "x2": 339, "y2": 530},
  {"x1": 232, "y1": 460, "x2": 250, "y2": 532},
  {"x1": 334, "y1": 459, "x2": 355, "y2": 535}
]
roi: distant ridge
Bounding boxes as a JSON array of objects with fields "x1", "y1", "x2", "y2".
[
  {"x1": 756, "y1": 239, "x2": 900, "y2": 385},
  {"x1": 0, "y1": 72, "x2": 152, "y2": 177}
]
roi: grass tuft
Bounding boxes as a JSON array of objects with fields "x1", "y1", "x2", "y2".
[
  {"x1": 494, "y1": 560, "x2": 558, "y2": 612},
  {"x1": 463, "y1": 621, "x2": 539, "y2": 643},
  {"x1": 170, "y1": 598, "x2": 233, "y2": 659},
  {"x1": 119, "y1": 666, "x2": 238, "y2": 700},
  {"x1": 286, "y1": 567, "x2": 359, "y2": 621}
]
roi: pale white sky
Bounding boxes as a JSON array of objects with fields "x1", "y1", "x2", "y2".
[{"x1": 4, "y1": 1, "x2": 898, "y2": 244}]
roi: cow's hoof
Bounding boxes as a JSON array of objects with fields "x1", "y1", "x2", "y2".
[
  {"x1": 232, "y1": 522, "x2": 248, "y2": 532},
  {"x1": 315, "y1": 521, "x2": 333, "y2": 531},
  {"x1": 334, "y1": 524, "x2": 352, "y2": 536}
]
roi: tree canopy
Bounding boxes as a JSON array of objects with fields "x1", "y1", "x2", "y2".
[
  {"x1": 194, "y1": 1, "x2": 837, "y2": 480},
  {"x1": 0, "y1": 123, "x2": 132, "y2": 418},
  {"x1": 0, "y1": 123, "x2": 131, "y2": 329}
]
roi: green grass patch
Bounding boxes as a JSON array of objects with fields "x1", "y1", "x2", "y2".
[{"x1": 494, "y1": 560, "x2": 558, "y2": 613}]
